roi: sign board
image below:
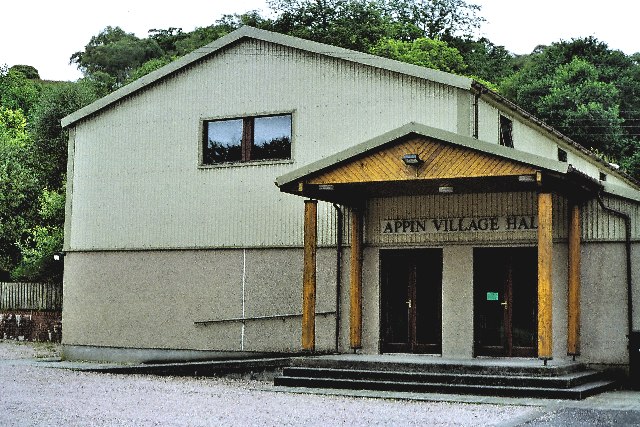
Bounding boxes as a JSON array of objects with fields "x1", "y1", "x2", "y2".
[
  {"x1": 486, "y1": 292, "x2": 499, "y2": 301},
  {"x1": 380, "y1": 216, "x2": 537, "y2": 235}
]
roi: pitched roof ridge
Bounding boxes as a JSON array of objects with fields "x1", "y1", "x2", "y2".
[{"x1": 61, "y1": 26, "x2": 472, "y2": 128}]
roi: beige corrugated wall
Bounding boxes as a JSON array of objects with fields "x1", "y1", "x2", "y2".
[{"x1": 67, "y1": 40, "x2": 465, "y2": 251}]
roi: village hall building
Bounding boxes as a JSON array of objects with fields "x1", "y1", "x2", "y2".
[{"x1": 61, "y1": 26, "x2": 639, "y2": 373}]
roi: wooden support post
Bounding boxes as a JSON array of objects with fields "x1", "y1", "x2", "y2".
[
  {"x1": 302, "y1": 199, "x2": 317, "y2": 352},
  {"x1": 537, "y1": 192, "x2": 553, "y2": 360},
  {"x1": 350, "y1": 208, "x2": 363, "y2": 349},
  {"x1": 567, "y1": 203, "x2": 581, "y2": 356}
]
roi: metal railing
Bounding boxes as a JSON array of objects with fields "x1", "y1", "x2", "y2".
[{"x1": 194, "y1": 311, "x2": 335, "y2": 325}]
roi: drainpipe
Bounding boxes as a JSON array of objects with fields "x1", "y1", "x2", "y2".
[
  {"x1": 333, "y1": 204, "x2": 343, "y2": 353},
  {"x1": 471, "y1": 84, "x2": 488, "y2": 140},
  {"x1": 473, "y1": 92, "x2": 480, "y2": 140},
  {"x1": 596, "y1": 193, "x2": 634, "y2": 346}
]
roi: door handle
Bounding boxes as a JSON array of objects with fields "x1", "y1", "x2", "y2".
[
  {"x1": 406, "y1": 299, "x2": 412, "y2": 308},
  {"x1": 501, "y1": 301, "x2": 508, "y2": 308}
]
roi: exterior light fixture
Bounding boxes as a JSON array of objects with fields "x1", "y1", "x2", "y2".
[
  {"x1": 53, "y1": 252, "x2": 65, "y2": 261},
  {"x1": 518, "y1": 175, "x2": 536, "y2": 183},
  {"x1": 318, "y1": 184, "x2": 335, "y2": 191},
  {"x1": 402, "y1": 154, "x2": 423, "y2": 165},
  {"x1": 438, "y1": 185, "x2": 454, "y2": 194}
]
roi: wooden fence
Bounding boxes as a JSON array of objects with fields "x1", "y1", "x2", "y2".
[{"x1": 0, "y1": 282, "x2": 62, "y2": 311}]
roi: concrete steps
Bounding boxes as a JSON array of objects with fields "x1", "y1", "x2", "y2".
[{"x1": 274, "y1": 357, "x2": 617, "y2": 400}]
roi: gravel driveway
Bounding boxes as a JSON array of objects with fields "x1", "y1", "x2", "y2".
[{"x1": 0, "y1": 341, "x2": 538, "y2": 426}]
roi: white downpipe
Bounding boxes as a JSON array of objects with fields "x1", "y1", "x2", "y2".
[{"x1": 241, "y1": 249, "x2": 247, "y2": 351}]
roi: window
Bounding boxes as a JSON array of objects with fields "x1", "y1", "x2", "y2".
[
  {"x1": 203, "y1": 114, "x2": 291, "y2": 164},
  {"x1": 558, "y1": 148, "x2": 568, "y2": 162},
  {"x1": 499, "y1": 115, "x2": 513, "y2": 148}
]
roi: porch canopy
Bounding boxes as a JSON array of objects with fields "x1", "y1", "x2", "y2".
[{"x1": 275, "y1": 122, "x2": 601, "y2": 359}]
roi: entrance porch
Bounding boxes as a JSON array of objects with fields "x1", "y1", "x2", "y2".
[{"x1": 276, "y1": 123, "x2": 602, "y2": 362}]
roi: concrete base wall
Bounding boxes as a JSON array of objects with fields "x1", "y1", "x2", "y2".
[
  {"x1": 62, "y1": 241, "x2": 636, "y2": 366},
  {"x1": 580, "y1": 242, "x2": 635, "y2": 366},
  {"x1": 62, "y1": 248, "x2": 338, "y2": 361}
]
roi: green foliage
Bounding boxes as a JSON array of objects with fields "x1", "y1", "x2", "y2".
[
  {"x1": 0, "y1": 141, "x2": 41, "y2": 275},
  {"x1": 620, "y1": 142, "x2": 640, "y2": 180},
  {"x1": 537, "y1": 58, "x2": 624, "y2": 154},
  {"x1": 126, "y1": 57, "x2": 174, "y2": 84},
  {"x1": 77, "y1": 71, "x2": 118, "y2": 98},
  {"x1": 380, "y1": 0, "x2": 485, "y2": 39},
  {"x1": 9, "y1": 65, "x2": 40, "y2": 80},
  {"x1": 370, "y1": 37, "x2": 466, "y2": 73},
  {"x1": 148, "y1": 27, "x2": 189, "y2": 55},
  {"x1": 70, "y1": 26, "x2": 164, "y2": 86},
  {"x1": 11, "y1": 188, "x2": 65, "y2": 283},
  {"x1": 172, "y1": 25, "x2": 232, "y2": 55},
  {"x1": 0, "y1": 107, "x2": 28, "y2": 143},
  {"x1": 269, "y1": 0, "x2": 414, "y2": 52},
  {"x1": 0, "y1": 65, "x2": 41, "y2": 116},
  {"x1": 499, "y1": 37, "x2": 640, "y2": 177},
  {"x1": 445, "y1": 37, "x2": 516, "y2": 85},
  {"x1": 0, "y1": 80, "x2": 91, "y2": 281},
  {"x1": 29, "y1": 82, "x2": 98, "y2": 189}
]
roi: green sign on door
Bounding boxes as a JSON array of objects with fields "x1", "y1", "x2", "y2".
[{"x1": 486, "y1": 292, "x2": 499, "y2": 301}]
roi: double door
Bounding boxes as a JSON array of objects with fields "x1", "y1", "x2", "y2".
[
  {"x1": 380, "y1": 249, "x2": 442, "y2": 354},
  {"x1": 474, "y1": 247, "x2": 537, "y2": 357}
]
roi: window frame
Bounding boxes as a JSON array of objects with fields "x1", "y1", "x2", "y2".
[
  {"x1": 557, "y1": 148, "x2": 568, "y2": 162},
  {"x1": 499, "y1": 114, "x2": 514, "y2": 148},
  {"x1": 200, "y1": 112, "x2": 293, "y2": 167}
]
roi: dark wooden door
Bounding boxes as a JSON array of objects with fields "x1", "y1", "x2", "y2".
[
  {"x1": 380, "y1": 249, "x2": 442, "y2": 354},
  {"x1": 474, "y1": 247, "x2": 537, "y2": 357}
]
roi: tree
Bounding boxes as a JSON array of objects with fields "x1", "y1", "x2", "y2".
[
  {"x1": 0, "y1": 80, "x2": 98, "y2": 282},
  {"x1": 12, "y1": 188, "x2": 65, "y2": 282},
  {"x1": 269, "y1": 0, "x2": 418, "y2": 52},
  {"x1": 9, "y1": 65, "x2": 40, "y2": 80},
  {"x1": 172, "y1": 24, "x2": 235, "y2": 56},
  {"x1": 125, "y1": 57, "x2": 174, "y2": 85},
  {"x1": 370, "y1": 37, "x2": 466, "y2": 73},
  {"x1": 380, "y1": 0, "x2": 485, "y2": 39},
  {"x1": 29, "y1": 82, "x2": 98, "y2": 189},
  {"x1": 148, "y1": 27, "x2": 189, "y2": 56},
  {"x1": 445, "y1": 37, "x2": 515, "y2": 85},
  {"x1": 0, "y1": 140, "x2": 41, "y2": 278},
  {"x1": 70, "y1": 26, "x2": 164, "y2": 87},
  {"x1": 537, "y1": 58, "x2": 624, "y2": 154},
  {"x1": 0, "y1": 107, "x2": 28, "y2": 143},
  {"x1": 499, "y1": 37, "x2": 640, "y2": 178},
  {"x1": 0, "y1": 65, "x2": 41, "y2": 116}
]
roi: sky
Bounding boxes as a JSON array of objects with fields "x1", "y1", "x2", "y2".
[{"x1": 1, "y1": 0, "x2": 638, "y2": 82}]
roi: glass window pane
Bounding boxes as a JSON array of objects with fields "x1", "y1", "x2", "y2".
[
  {"x1": 204, "y1": 119, "x2": 242, "y2": 163},
  {"x1": 252, "y1": 115, "x2": 291, "y2": 161}
]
